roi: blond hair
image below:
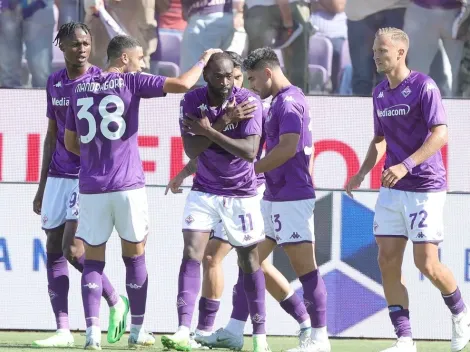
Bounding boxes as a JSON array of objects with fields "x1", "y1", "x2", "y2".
[{"x1": 376, "y1": 27, "x2": 409, "y2": 47}]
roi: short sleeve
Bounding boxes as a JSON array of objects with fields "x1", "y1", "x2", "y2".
[
  {"x1": 131, "y1": 72, "x2": 167, "y2": 98},
  {"x1": 278, "y1": 103, "x2": 302, "y2": 136},
  {"x1": 420, "y1": 79, "x2": 447, "y2": 129},
  {"x1": 240, "y1": 97, "x2": 263, "y2": 138},
  {"x1": 373, "y1": 97, "x2": 384, "y2": 136},
  {"x1": 65, "y1": 105, "x2": 77, "y2": 132},
  {"x1": 46, "y1": 76, "x2": 54, "y2": 120}
]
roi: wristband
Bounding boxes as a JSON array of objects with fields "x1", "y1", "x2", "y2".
[{"x1": 402, "y1": 157, "x2": 416, "y2": 173}]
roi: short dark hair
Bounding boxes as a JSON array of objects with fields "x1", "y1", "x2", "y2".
[
  {"x1": 204, "y1": 52, "x2": 234, "y2": 73},
  {"x1": 107, "y1": 35, "x2": 141, "y2": 62},
  {"x1": 243, "y1": 47, "x2": 280, "y2": 71},
  {"x1": 225, "y1": 51, "x2": 243, "y2": 68},
  {"x1": 53, "y1": 21, "x2": 91, "y2": 46}
]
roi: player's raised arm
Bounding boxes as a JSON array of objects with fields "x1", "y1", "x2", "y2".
[
  {"x1": 163, "y1": 48, "x2": 223, "y2": 93},
  {"x1": 64, "y1": 106, "x2": 80, "y2": 156}
]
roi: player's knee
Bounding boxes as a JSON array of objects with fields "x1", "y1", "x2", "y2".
[
  {"x1": 414, "y1": 256, "x2": 439, "y2": 280},
  {"x1": 63, "y1": 245, "x2": 82, "y2": 263},
  {"x1": 203, "y1": 254, "x2": 221, "y2": 271},
  {"x1": 377, "y1": 251, "x2": 401, "y2": 273}
]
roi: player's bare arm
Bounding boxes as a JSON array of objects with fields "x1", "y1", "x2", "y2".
[
  {"x1": 345, "y1": 135, "x2": 386, "y2": 197},
  {"x1": 165, "y1": 159, "x2": 198, "y2": 195},
  {"x1": 163, "y1": 49, "x2": 223, "y2": 93},
  {"x1": 33, "y1": 119, "x2": 58, "y2": 215},
  {"x1": 382, "y1": 124, "x2": 447, "y2": 188},
  {"x1": 254, "y1": 133, "x2": 300, "y2": 174},
  {"x1": 184, "y1": 114, "x2": 260, "y2": 162},
  {"x1": 64, "y1": 129, "x2": 81, "y2": 156}
]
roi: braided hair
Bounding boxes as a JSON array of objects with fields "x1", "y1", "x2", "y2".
[{"x1": 53, "y1": 21, "x2": 91, "y2": 46}]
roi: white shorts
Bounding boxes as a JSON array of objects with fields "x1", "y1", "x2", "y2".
[
  {"x1": 211, "y1": 184, "x2": 266, "y2": 244},
  {"x1": 41, "y1": 177, "x2": 79, "y2": 230},
  {"x1": 263, "y1": 198, "x2": 315, "y2": 246},
  {"x1": 182, "y1": 190, "x2": 265, "y2": 248},
  {"x1": 76, "y1": 187, "x2": 149, "y2": 246},
  {"x1": 374, "y1": 187, "x2": 446, "y2": 243}
]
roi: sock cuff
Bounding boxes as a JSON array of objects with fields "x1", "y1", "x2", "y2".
[
  {"x1": 47, "y1": 252, "x2": 65, "y2": 263},
  {"x1": 443, "y1": 287, "x2": 460, "y2": 298},
  {"x1": 84, "y1": 259, "x2": 105, "y2": 272},
  {"x1": 199, "y1": 297, "x2": 221, "y2": 309},
  {"x1": 181, "y1": 259, "x2": 201, "y2": 276},
  {"x1": 242, "y1": 268, "x2": 263, "y2": 278},
  {"x1": 123, "y1": 253, "x2": 146, "y2": 266},
  {"x1": 281, "y1": 291, "x2": 295, "y2": 302},
  {"x1": 299, "y1": 269, "x2": 320, "y2": 283}
]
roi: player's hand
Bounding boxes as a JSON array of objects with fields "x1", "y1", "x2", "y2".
[
  {"x1": 33, "y1": 188, "x2": 44, "y2": 215},
  {"x1": 182, "y1": 113, "x2": 212, "y2": 136},
  {"x1": 345, "y1": 173, "x2": 365, "y2": 198},
  {"x1": 84, "y1": 0, "x2": 104, "y2": 15},
  {"x1": 199, "y1": 48, "x2": 224, "y2": 66},
  {"x1": 165, "y1": 174, "x2": 185, "y2": 195},
  {"x1": 222, "y1": 97, "x2": 257, "y2": 125},
  {"x1": 381, "y1": 163, "x2": 408, "y2": 188}
]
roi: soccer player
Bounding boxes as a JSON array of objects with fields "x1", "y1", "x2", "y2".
[
  {"x1": 345, "y1": 27, "x2": 469, "y2": 352},
  {"x1": 243, "y1": 47, "x2": 330, "y2": 352},
  {"x1": 161, "y1": 52, "x2": 271, "y2": 352},
  {"x1": 32, "y1": 22, "x2": 128, "y2": 348},
  {"x1": 166, "y1": 51, "x2": 312, "y2": 351},
  {"x1": 64, "y1": 34, "x2": 221, "y2": 350}
]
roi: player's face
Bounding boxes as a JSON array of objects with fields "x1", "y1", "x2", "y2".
[
  {"x1": 122, "y1": 46, "x2": 145, "y2": 73},
  {"x1": 373, "y1": 35, "x2": 400, "y2": 74},
  {"x1": 233, "y1": 66, "x2": 244, "y2": 88},
  {"x1": 246, "y1": 68, "x2": 271, "y2": 99},
  {"x1": 205, "y1": 59, "x2": 235, "y2": 100},
  {"x1": 61, "y1": 28, "x2": 92, "y2": 67}
]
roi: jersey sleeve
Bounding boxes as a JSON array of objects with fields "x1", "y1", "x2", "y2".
[
  {"x1": 278, "y1": 102, "x2": 302, "y2": 136},
  {"x1": 420, "y1": 79, "x2": 447, "y2": 129},
  {"x1": 240, "y1": 97, "x2": 263, "y2": 138},
  {"x1": 65, "y1": 104, "x2": 77, "y2": 132},
  {"x1": 179, "y1": 94, "x2": 198, "y2": 136},
  {"x1": 130, "y1": 72, "x2": 167, "y2": 98},
  {"x1": 46, "y1": 75, "x2": 54, "y2": 120},
  {"x1": 372, "y1": 96, "x2": 384, "y2": 136}
]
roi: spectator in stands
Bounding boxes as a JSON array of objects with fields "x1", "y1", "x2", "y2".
[
  {"x1": 459, "y1": 38, "x2": 470, "y2": 97},
  {"x1": 158, "y1": 0, "x2": 186, "y2": 38},
  {"x1": 404, "y1": 0, "x2": 466, "y2": 96},
  {"x1": 57, "y1": 0, "x2": 80, "y2": 26},
  {"x1": 310, "y1": 0, "x2": 347, "y2": 93},
  {"x1": 84, "y1": 0, "x2": 157, "y2": 70},
  {"x1": 244, "y1": 0, "x2": 311, "y2": 93},
  {"x1": 179, "y1": 0, "x2": 240, "y2": 87},
  {"x1": 345, "y1": 0, "x2": 409, "y2": 96},
  {"x1": 0, "y1": 0, "x2": 55, "y2": 88}
]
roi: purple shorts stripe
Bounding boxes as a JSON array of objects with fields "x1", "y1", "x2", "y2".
[
  {"x1": 278, "y1": 240, "x2": 315, "y2": 247},
  {"x1": 75, "y1": 236, "x2": 107, "y2": 248},
  {"x1": 182, "y1": 229, "x2": 212, "y2": 234},
  {"x1": 412, "y1": 240, "x2": 442, "y2": 245},
  {"x1": 210, "y1": 236, "x2": 231, "y2": 244},
  {"x1": 120, "y1": 234, "x2": 148, "y2": 245},
  {"x1": 42, "y1": 222, "x2": 66, "y2": 232},
  {"x1": 375, "y1": 234, "x2": 409, "y2": 240},
  {"x1": 231, "y1": 237, "x2": 266, "y2": 249}
]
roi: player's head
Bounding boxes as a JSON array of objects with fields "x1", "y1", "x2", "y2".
[
  {"x1": 225, "y1": 51, "x2": 244, "y2": 88},
  {"x1": 243, "y1": 47, "x2": 281, "y2": 99},
  {"x1": 203, "y1": 52, "x2": 234, "y2": 100},
  {"x1": 54, "y1": 22, "x2": 92, "y2": 68},
  {"x1": 373, "y1": 27, "x2": 409, "y2": 74},
  {"x1": 107, "y1": 35, "x2": 144, "y2": 73}
]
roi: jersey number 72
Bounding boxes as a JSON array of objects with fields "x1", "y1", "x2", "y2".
[{"x1": 76, "y1": 95, "x2": 126, "y2": 143}]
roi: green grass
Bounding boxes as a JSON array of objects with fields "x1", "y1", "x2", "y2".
[{"x1": 0, "y1": 331, "x2": 464, "y2": 352}]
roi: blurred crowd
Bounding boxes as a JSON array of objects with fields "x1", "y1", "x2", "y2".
[{"x1": 1, "y1": 0, "x2": 470, "y2": 97}]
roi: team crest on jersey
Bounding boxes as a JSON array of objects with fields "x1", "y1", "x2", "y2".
[{"x1": 401, "y1": 86, "x2": 411, "y2": 98}]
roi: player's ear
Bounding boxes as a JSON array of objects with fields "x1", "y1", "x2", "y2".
[
  {"x1": 264, "y1": 67, "x2": 273, "y2": 79},
  {"x1": 121, "y1": 52, "x2": 128, "y2": 65}
]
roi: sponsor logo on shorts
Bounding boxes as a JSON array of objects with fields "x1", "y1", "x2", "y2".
[
  {"x1": 185, "y1": 215, "x2": 194, "y2": 225},
  {"x1": 416, "y1": 232, "x2": 426, "y2": 239},
  {"x1": 373, "y1": 221, "x2": 379, "y2": 233},
  {"x1": 290, "y1": 232, "x2": 301, "y2": 239},
  {"x1": 275, "y1": 235, "x2": 281, "y2": 242},
  {"x1": 243, "y1": 234, "x2": 253, "y2": 242}
]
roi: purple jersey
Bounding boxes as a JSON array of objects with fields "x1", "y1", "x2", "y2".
[
  {"x1": 46, "y1": 66, "x2": 102, "y2": 179},
  {"x1": 66, "y1": 72, "x2": 167, "y2": 194},
  {"x1": 263, "y1": 86, "x2": 315, "y2": 202},
  {"x1": 180, "y1": 86, "x2": 263, "y2": 197},
  {"x1": 255, "y1": 100, "x2": 270, "y2": 187},
  {"x1": 373, "y1": 71, "x2": 447, "y2": 192}
]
